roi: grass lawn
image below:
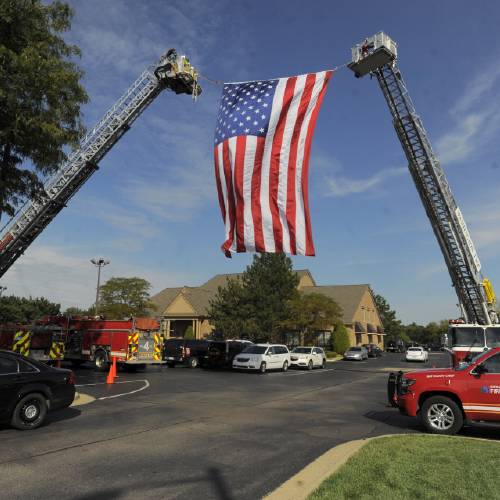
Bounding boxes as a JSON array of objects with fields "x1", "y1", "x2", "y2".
[{"x1": 309, "y1": 435, "x2": 500, "y2": 500}]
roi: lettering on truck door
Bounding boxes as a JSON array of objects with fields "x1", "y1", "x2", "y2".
[{"x1": 464, "y1": 352, "x2": 500, "y2": 421}]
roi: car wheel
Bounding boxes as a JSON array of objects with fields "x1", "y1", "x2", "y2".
[
  {"x1": 282, "y1": 361, "x2": 288, "y2": 372},
  {"x1": 94, "y1": 350, "x2": 108, "y2": 372},
  {"x1": 188, "y1": 357, "x2": 198, "y2": 368},
  {"x1": 321, "y1": 359, "x2": 326, "y2": 369},
  {"x1": 421, "y1": 396, "x2": 463, "y2": 435},
  {"x1": 11, "y1": 393, "x2": 48, "y2": 430},
  {"x1": 259, "y1": 362, "x2": 267, "y2": 374},
  {"x1": 307, "y1": 360, "x2": 313, "y2": 370}
]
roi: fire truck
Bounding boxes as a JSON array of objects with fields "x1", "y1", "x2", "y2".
[
  {"x1": 348, "y1": 33, "x2": 500, "y2": 366},
  {"x1": 65, "y1": 317, "x2": 164, "y2": 371},
  {"x1": 0, "y1": 316, "x2": 67, "y2": 363}
]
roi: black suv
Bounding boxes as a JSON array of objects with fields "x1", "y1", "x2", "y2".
[
  {"x1": 0, "y1": 350, "x2": 75, "y2": 430},
  {"x1": 163, "y1": 338, "x2": 209, "y2": 368},
  {"x1": 363, "y1": 344, "x2": 383, "y2": 358}
]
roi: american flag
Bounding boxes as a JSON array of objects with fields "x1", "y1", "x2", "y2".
[{"x1": 214, "y1": 71, "x2": 332, "y2": 256}]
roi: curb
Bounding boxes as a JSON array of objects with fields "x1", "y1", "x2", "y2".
[
  {"x1": 71, "y1": 391, "x2": 95, "y2": 407},
  {"x1": 264, "y1": 433, "x2": 500, "y2": 500}
]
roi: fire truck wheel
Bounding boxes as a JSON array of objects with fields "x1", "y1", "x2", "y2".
[
  {"x1": 421, "y1": 395, "x2": 464, "y2": 435},
  {"x1": 94, "y1": 350, "x2": 109, "y2": 372},
  {"x1": 11, "y1": 393, "x2": 48, "y2": 430},
  {"x1": 188, "y1": 357, "x2": 198, "y2": 368}
]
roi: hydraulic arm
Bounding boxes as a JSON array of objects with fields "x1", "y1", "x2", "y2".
[
  {"x1": 0, "y1": 49, "x2": 201, "y2": 278},
  {"x1": 348, "y1": 32, "x2": 496, "y2": 325}
]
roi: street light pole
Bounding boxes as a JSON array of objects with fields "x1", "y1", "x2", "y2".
[{"x1": 91, "y1": 258, "x2": 110, "y2": 316}]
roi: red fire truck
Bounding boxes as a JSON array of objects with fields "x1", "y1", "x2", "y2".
[
  {"x1": 64, "y1": 317, "x2": 164, "y2": 371},
  {"x1": 0, "y1": 316, "x2": 67, "y2": 363},
  {"x1": 388, "y1": 347, "x2": 500, "y2": 434}
]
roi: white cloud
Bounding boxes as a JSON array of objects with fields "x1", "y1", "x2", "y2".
[
  {"x1": 2, "y1": 244, "x2": 199, "y2": 310},
  {"x1": 325, "y1": 167, "x2": 406, "y2": 197},
  {"x1": 436, "y1": 58, "x2": 500, "y2": 164}
]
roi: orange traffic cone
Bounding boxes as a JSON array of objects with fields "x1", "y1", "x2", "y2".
[
  {"x1": 106, "y1": 358, "x2": 115, "y2": 384},
  {"x1": 112, "y1": 356, "x2": 117, "y2": 379}
]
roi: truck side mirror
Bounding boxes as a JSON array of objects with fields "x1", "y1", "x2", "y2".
[{"x1": 472, "y1": 364, "x2": 488, "y2": 377}]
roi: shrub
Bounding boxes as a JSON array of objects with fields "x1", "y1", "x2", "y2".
[
  {"x1": 184, "y1": 325, "x2": 195, "y2": 339},
  {"x1": 332, "y1": 323, "x2": 350, "y2": 354}
]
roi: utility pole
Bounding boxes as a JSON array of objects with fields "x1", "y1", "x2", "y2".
[{"x1": 91, "y1": 258, "x2": 110, "y2": 316}]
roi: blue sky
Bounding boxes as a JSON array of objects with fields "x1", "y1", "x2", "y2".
[{"x1": 4, "y1": 0, "x2": 500, "y2": 323}]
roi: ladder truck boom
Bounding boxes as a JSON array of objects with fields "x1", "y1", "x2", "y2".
[
  {"x1": 0, "y1": 49, "x2": 201, "y2": 279},
  {"x1": 348, "y1": 32, "x2": 496, "y2": 326}
]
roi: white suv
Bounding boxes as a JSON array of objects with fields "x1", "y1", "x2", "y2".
[
  {"x1": 232, "y1": 344, "x2": 290, "y2": 373},
  {"x1": 290, "y1": 347, "x2": 327, "y2": 369}
]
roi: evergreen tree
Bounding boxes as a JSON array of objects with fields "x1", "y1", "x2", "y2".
[
  {"x1": 374, "y1": 293, "x2": 407, "y2": 341},
  {"x1": 332, "y1": 321, "x2": 350, "y2": 354},
  {"x1": 0, "y1": 295, "x2": 60, "y2": 323},
  {"x1": 0, "y1": 0, "x2": 88, "y2": 220},
  {"x1": 208, "y1": 254, "x2": 299, "y2": 342}
]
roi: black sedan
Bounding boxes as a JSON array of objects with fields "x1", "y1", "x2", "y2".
[{"x1": 0, "y1": 350, "x2": 76, "y2": 430}]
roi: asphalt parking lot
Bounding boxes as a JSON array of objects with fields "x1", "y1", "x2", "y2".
[{"x1": 1, "y1": 353, "x2": 498, "y2": 500}]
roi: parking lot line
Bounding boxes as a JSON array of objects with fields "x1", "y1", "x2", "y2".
[
  {"x1": 75, "y1": 379, "x2": 150, "y2": 400},
  {"x1": 271, "y1": 368, "x2": 336, "y2": 376}
]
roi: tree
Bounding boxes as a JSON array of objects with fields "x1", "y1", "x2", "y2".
[
  {"x1": 281, "y1": 292, "x2": 343, "y2": 345},
  {"x1": 63, "y1": 306, "x2": 92, "y2": 317},
  {"x1": 184, "y1": 325, "x2": 195, "y2": 339},
  {"x1": 98, "y1": 277, "x2": 156, "y2": 319},
  {"x1": 332, "y1": 321, "x2": 350, "y2": 354},
  {"x1": 208, "y1": 254, "x2": 299, "y2": 342},
  {"x1": 374, "y1": 293, "x2": 407, "y2": 341},
  {"x1": 0, "y1": 295, "x2": 60, "y2": 323},
  {"x1": 0, "y1": 0, "x2": 88, "y2": 220}
]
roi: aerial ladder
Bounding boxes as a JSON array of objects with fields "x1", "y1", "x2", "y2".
[
  {"x1": 348, "y1": 33, "x2": 499, "y2": 362},
  {"x1": 0, "y1": 49, "x2": 201, "y2": 278}
]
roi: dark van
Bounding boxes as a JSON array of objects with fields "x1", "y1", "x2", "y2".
[{"x1": 206, "y1": 340, "x2": 253, "y2": 369}]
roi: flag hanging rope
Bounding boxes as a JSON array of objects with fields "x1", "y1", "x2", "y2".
[{"x1": 199, "y1": 61, "x2": 349, "y2": 87}]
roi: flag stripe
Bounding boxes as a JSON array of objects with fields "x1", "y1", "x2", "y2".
[
  {"x1": 214, "y1": 147, "x2": 226, "y2": 224},
  {"x1": 216, "y1": 143, "x2": 230, "y2": 246},
  {"x1": 242, "y1": 136, "x2": 257, "y2": 252},
  {"x1": 302, "y1": 71, "x2": 332, "y2": 255},
  {"x1": 269, "y1": 76, "x2": 297, "y2": 253},
  {"x1": 234, "y1": 136, "x2": 247, "y2": 252},
  {"x1": 251, "y1": 137, "x2": 266, "y2": 252},
  {"x1": 286, "y1": 73, "x2": 316, "y2": 254},
  {"x1": 222, "y1": 140, "x2": 236, "y2": 252}
]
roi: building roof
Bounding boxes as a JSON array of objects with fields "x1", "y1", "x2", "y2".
[
  {"x1": 152, "y1": 270, "x2": 316, "y2": 315},
  {"x1": 301, "y1": 284, "x2": 370, "y2": 322}
]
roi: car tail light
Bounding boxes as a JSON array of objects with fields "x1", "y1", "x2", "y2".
[{"x1": 67, "y1": 371, "x2": 76, "y2": 385}]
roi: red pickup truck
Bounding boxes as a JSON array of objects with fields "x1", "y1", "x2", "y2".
[{"x1": 388, "y1": 347, "x2": 500, "y2": 434}]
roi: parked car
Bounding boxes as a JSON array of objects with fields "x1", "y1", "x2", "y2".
[
  {"x1": 290, "y1": 347, "x2": 327, "y2": 370},
  {"x1": 206, "y1": 339, "x2": 253, "y2": 369},
  {"x1": 405, "y1": 346, "x2": 429, "y2": 363},
  {"x1": 0, "y1": 350, "x2": 75, "y2": 430},
  {"x1": 362, "y1": 344, "x2": 383, "y2": 358},
  {"x1": 343, "y1": 346, "x2": 368, "y2": 361},
  {"x1": 232, "y1": 344, "x2": 290, "y2": 373},
  {"x1": 163, "y1": 338, "x2": 209, "y2": 368},
  {"x1": 386, "y1": 340, "x2": 405, "y2": 353}
]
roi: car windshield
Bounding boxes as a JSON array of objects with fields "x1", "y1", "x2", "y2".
[
  {"x1": 241, "y1": 345, "x2": 267, "y2": 354},
  {"x1": 292, "y1": 347, "x2": 312, "y2": 353},
  {"x1": 486, "y1": 327, "x2": 500, "y2": 348},
  {"x1": 408, "y1": 347, "x2": 422, "y2": 352},
  {"x1": 455, "y1": 351, "x2": 488, "y2": 371},
  {"x1": 450, "y1": 327, "x2": 484, "y2": 348},
  {"x1": 348, "y1": 347, "x2": 362, "y2": 352}
]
